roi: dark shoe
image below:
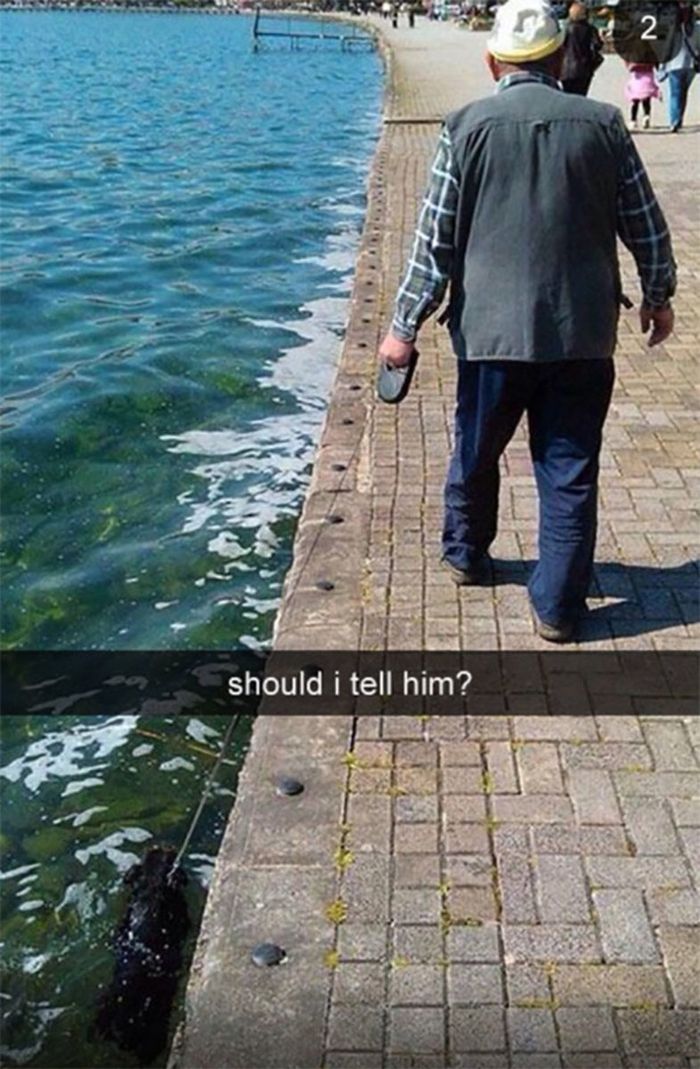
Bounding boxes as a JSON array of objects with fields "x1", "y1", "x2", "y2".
[
  {"x1": 440, "y1": 555, "x2": 492, "y2": 586},
  {"x1": 530, "y1": 602, "x2": 576, "y2": 644}
]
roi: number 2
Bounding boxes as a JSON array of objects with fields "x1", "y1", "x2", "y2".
[{"x1": 641, "y1": 14, "x2": 658, "y2": 39}]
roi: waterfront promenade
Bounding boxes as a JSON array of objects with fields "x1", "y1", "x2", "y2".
[{"x1": 173, "y1": 18, "x2": 700, "y2": 1069}]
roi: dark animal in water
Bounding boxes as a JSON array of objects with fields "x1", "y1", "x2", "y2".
[{"x1": 95, "y1": 846, "x2": 190, "y2": 1065}]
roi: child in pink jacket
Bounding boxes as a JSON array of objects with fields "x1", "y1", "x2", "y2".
[{"x1": 625, "y1": 63, "x2": 661, "y2": 130}]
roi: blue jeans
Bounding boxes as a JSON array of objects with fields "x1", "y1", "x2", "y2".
[
  {"x1": 667, "y1": 69, "x2": 695, "y2": 128},
  {"x1": 443, "y1": 359, "x2": 615, "y2": 625}
]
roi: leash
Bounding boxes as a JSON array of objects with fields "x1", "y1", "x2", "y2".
[{"x1": 168, "y1": 711, "x2": 244, "y2": 882}]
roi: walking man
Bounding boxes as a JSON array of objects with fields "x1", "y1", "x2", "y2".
[{"x1": 378, "y1": 0, "x2": 676, "y2": 642}]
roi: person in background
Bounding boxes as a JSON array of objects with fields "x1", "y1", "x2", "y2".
[
  {"x1": 377, "y1": 0, "x2": 676, "y2": 642},
  {"x1": 625, "y1": 60, "x2": 661, "y2": 130},
  {"x1": 391, "y1": 1, "x2": 399, "y2": 27},
  {"x1": 657, "y1": 2, "x2": 699, "y2": 132},
  {"x1": 560, "y1": 2, "x2": 604, "y2": 96}
]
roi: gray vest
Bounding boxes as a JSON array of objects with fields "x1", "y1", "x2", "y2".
[{"x1": 444, "y1": 80, "x2": 624, "y2": 362}]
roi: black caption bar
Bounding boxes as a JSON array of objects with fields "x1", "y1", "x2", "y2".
[{"x1": 1, "y1": 650, "x2": 697, "y2": 718}]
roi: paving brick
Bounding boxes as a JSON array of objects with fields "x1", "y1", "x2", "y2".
[
  {"x1": 343, "y1": 855, "x2": 391, "y2": 922},
  {"x1": 614, "y1": 771, "x2": 700, "y2": 798},
  {"x1": 440, "y1": 741, "x2": 481, "y2": 766},
  {"x1": 394, "y1": 853, "x2": 441, "y2": 888},
  {"x1": 598, "y1": 717, "x2": 644, "y2": 742},
  {"x1": 642, "y1": 720, "x2": 698, "y2": 770},
  {"x1": 389, "y1": 1006, "x2": 444, "y2": 1053},
  {"x1": 390, "y1": 964, "x2": 443, "y2": 1006},
  {"x1": 395, "y1": 794, "x2": 439, "y2": 823},
  {"x1": 465, "y1": 715, "x2": 511, "y2": 740},
  {"x1": 537, "y1": 855, "x2": 591, "y2": 924},
  {"x1": 393, "y1": 888, "x2": 440, "y2": 925},
  {"x1": 493, "y1": 825, "x2": 538, "y2": 924},
  {"x1": 347, "y1": 791, "x2": 392, "y2": 824},
  {"x1": 561, "y1": 742, "x2": 653, "y2": 771},
  {"x1": 586, "y1": 856, "x2": 691, "y2": 890},
  {"x1": 334, "y1": 963, "x2": 386, "y2": 1005},
  {"x1": 443, "y1": 794, "x2": 488, "y2": 823},
  {"x1": 647, "y1": 887, "x2": 700, "y2": 926},
  {"x1": 392, "y1": 925, "x2": 443, "y2": 963},
  {"x1": 512, "y1": 717, "x2": 598, "y2": 741},
  {"x1": 394, "y1": 823, "x2": 439, "y2": 854},
  {"x1": 447, "y1": 964, "x2": 504, "y2": 1005},
  {"x1": 552, "y1": 965, "x2": 668, "y2": 1006},
  {"x1": 450, "y1": 1006, "x2": 506, "y2": 1052},
  {"x1": 448, "y1": 887, "x2": 498, "y2": 924},
  {"x1": 337, "y1": 924, "x2": 387, "y2": 961},
  {"x1": 507, "y1": 1008, "x2": 558, "y2": 1052},
  {"x1": 657, "y1": 926, "x2": 700, "y2": 1008},
  {"x1": 621, "y1": 797, "x2": 680, "y2": 855},
  {"x1": 396, "y1": 766, "x2": 438, "y2": 795},
  {"x1": 616, "y1": 1008, "x2": 700, "y2": 1056},
  {"x1": 445, "y1": 823, "x2": 490, "y2": 854},
  {"x1": 445, "y1": 855, "x2": 494, "y2": 888},
  {"x1": 568, "y1": 769, "x2": 622, "y2": 825},
  {"x1": 442, "y1": 764, "x2": 485, "y2": 795},
  {"x1": 353, "y1": 741, "x2": 394, "y2": 767},
  {"x1": 557, "y1": 1007, "x2": 618, "y2": 1051},
  {"x1": 447, "y1": 925, "x2": 500, "y2": 963},
  {"x1": 351, "y1": 767, "x2": 392, "y2": 794},
  {"x1": 396, "y1": 742, "x2": 438, "y2": 767},
  {"x1": 485, "y1": 741, "x2": 519, "y2": 794},
  {"x1": 593, "y1": 889, "x2": 659, "y2": 964},
  {"x1": 672, "y1": 799, "x2": 700, "y2": 826},
  {"x1": 492, "y1": 795, "x2": 574, "y2": 824},
  {"x1": 503, "y1": 925, "x2": 600, "y2": 964},
  {"x1": 517, "y1": 743, "x2": 564, "y2": 794},
  {"x1": 532, "y1": 824, "x2": 630, "y2": 855},
  {"x1": 328, "y1": 1004, "x2": 384, "y2": 1050},
  {"x1": 506, "y1": 963, "x2": 551, "y2": 1006},
  {"x1": 679, "y1": 826, "x2": 700, "y2": 878}
]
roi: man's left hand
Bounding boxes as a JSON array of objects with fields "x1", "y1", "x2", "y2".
[{"x1": 378, "y1": 331, "x2": 415, "y2": 368}]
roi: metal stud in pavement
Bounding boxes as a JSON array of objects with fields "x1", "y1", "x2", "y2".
[
  {"x1": 251, "y1": 943, "x2": 287, "y2": 967},
  {"x1": 275, "y1": 776, "x2": 304, "y2": 797}
]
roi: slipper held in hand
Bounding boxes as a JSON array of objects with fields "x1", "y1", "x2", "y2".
[{"x1": 377, "y1": 348, "x2": 419, "y2": 405}]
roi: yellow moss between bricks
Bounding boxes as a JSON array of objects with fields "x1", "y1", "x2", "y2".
[{"x1": 325, "y1": 899, "x2": 348, "y2": 925}]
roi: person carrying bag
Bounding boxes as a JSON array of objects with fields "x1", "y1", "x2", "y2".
[{"x1": 560, "y1": 2, "x2": 604, "y2": 96}]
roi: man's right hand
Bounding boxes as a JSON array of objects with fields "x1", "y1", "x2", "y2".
[
  {"x1": 640, "y1": 303, "x2": 674, "y2": 347},
  {"x1": 378, "y1": 331, "x2": 416, "y2": 368}
]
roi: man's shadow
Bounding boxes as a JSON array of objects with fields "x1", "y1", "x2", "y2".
[{"x1": 491, "y1": 559, "x2": 698, "y2": 644}]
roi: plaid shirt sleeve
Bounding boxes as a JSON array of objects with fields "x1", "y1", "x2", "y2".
[
  {"x1": 613, "y1": 116, "x2": 676, "y2": 309},
  {"x1": 391, "y1": 126, "x2": 459, "y2": 342}
]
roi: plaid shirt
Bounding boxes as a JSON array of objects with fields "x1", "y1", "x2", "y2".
[{"x1": 392, "y1": 71, "x2": 677, "y2": 343}]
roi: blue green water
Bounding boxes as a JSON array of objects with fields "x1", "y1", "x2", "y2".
[
  {"x1": 0, "y1": 10, "x2": 381, "y2": 651},
  {"x1": 0, "y1": 12, "x2": 381, "y2": 1065}
]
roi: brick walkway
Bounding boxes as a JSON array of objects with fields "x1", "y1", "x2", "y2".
[{"x1": 175, "y1": 19, "x2": 699, "y2": 1069}]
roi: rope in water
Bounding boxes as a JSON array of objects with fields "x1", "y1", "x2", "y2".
[{"x1": 168, "y1": 711, "x2": 244, "y2": 881}]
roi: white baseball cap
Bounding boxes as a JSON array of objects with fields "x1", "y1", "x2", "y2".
[{"x1": 488, "y1": 0, "x2": 565, "y2": 63}]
